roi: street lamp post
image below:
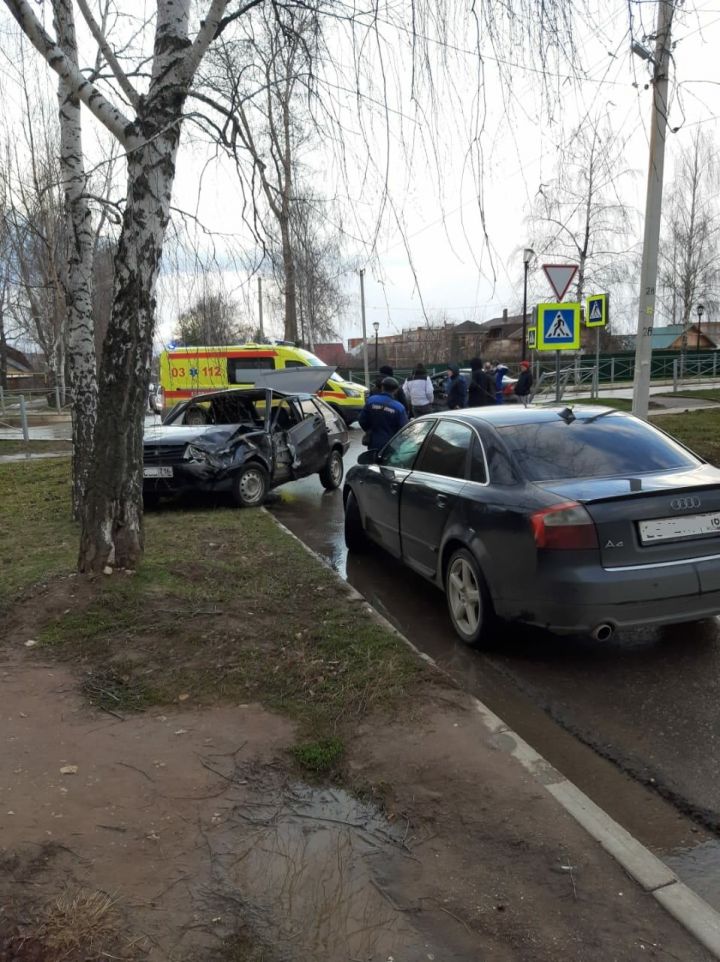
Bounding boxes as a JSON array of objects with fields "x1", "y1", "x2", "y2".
[
  {"x1": 696, "y1": 303, "x2": 705, "y2": 354},
  {"x1": 373, "y1": 321, "x2": 380, "y2": 371},
  {"x1": 521, "y1": 247, "x2": 534, "y2": 362}
]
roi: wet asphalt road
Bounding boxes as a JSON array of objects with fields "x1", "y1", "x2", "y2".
[{"x1": 269, "y1": 429, "x2": 720, "y2": 908}]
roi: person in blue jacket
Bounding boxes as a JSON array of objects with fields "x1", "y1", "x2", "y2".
[
  {"x1": 445, "y1": 363, "x2": 467, "y2": 409},
  {"x1": 358, "y1": 376, "x2": 408, "y2": 450},
  {"x1": 495, "y1": 362, "x2": 509, "y2": 404}
]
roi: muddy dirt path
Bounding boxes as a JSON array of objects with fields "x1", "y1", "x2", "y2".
[{"x1": 0, "y1": 646, "x2": 712, "y2": 962}]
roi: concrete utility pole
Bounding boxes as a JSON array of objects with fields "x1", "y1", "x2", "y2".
[
  {"x1": 631, "y1": 0, "x2": 675, "y2": 419},
  {"x1": 359, "y1": 269, "x2": 370, "y2": 389},
  {"x1": 257, "y1": 277, "x2": 264, "y2": 339}
]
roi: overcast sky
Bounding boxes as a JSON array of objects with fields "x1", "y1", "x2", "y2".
[{"x1": 158, "y1": 0, "x2": 720, "y2": 346}]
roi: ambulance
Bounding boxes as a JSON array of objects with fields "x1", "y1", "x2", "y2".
[{"x1": 157, "y1": 342, "x2": 367, "y2": 424}]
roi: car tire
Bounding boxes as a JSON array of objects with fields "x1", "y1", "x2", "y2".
[
  {"x1": 232, "y1": 463, "x2": 269, "y2": 508},
  {"x1": 445, "y1": 547, "x2": 492, "y2": 646},
  {"x1": 319, "y1": 449, "x2": 344, "y2": 490},
  {"x1": 344, "y1": 491, "x2": 368, "y2": 552},
  {"x1": 143, "y1": 491, "x2": 159, "y2": 510}
]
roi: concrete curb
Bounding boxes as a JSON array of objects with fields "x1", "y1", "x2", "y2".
[{"x1": 266, "y1": 507, "x2": 720, "y2": 959}]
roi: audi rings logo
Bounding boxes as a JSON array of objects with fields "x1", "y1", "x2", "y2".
[{"x1": 670, "y1": 496, "x2": 701, "y2": 511}]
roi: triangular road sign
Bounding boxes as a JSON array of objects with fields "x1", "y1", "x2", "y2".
[{"x1": 543, "y1": 264, "x2": 578, "y2": 300}]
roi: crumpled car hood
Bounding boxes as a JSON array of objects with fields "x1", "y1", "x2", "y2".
[{"x1": 144, "y1": 425, "x2": 242, "y2": 448}]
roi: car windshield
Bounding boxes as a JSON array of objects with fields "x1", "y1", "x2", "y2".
[
  {"x1": 294, "y1": 349, "x2": 327, "y2": 367},
  {"x1": 497, "y1": 414, "x2": 699, "y2": 481},
  {"x1": 170, "y1": 395, "x2": 265, "y2": 427}
]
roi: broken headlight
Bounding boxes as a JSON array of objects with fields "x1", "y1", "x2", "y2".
[{"x1": 184, "y1": 444, "x2": 212, "y2": 463}]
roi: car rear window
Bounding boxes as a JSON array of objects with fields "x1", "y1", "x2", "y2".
[{"x1": 497, "y1": 414, "x2": 699, "y2": 481}]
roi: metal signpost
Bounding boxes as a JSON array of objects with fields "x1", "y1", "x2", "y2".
[
  {"x1": 538, "y1": 265, "x2": 579, "y2": 401},
  {"x1": 586, "y1": 294, "x2": 609, "y2": 400}
]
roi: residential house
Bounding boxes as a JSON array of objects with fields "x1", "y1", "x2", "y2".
[{"x1": 622, "y1": 324, "x2": 717, "y2": 352}]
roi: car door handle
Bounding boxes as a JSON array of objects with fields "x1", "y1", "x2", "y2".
[{"x1": 435, "y1": 494, "x2": 448, "y2": 507}]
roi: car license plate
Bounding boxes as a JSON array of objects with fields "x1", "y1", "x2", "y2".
[
  {"x1": 143, "y1": 466, "x2": 173, "y2": 479},
  {"x1": 639, "y1": 511, "x2": 720, "y2": 544}
]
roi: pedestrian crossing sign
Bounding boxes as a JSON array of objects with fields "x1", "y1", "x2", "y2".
[
  {"x1": 585, "y1": 293, "x2": 608, "y2": 328},
  {"x1": 527, "y1": 327, "x2": 537, "y2": 349},
  {"x1": 536, "y1": 303, "x2": 581, "y2": 351}
]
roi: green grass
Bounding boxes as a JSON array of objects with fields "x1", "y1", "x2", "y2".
[
  {"x1": 0, "y1": 439, "x2": 73, "y2": 456},
  {"x1": 0, "y1": 457, "x2": 76, "y2": 615},
  {"x1": 669, "y1": 388, "x2": 720, "y2": 403},
  {"x1": 564, "y1": 396, "x2": 634, "y2": 412},
  {"x1": 652, "y1": 408, "x2": 720, "y2": 466},
  {"x1": 1, "y1": 459, "x2": 424, "y2": 744},
  {"x1": 292, "y1": 736, "x2": 345, "y2": 775}
]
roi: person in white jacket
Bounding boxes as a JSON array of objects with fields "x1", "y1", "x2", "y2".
[{"x1": 403, "y1": 363, "x2": 434, "y2": 416}]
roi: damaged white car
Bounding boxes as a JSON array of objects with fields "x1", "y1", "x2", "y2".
[{"x1": 143, "y1": 369, "x2": 349, "y2": 508}]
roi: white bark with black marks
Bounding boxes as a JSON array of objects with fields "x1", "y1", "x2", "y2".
[
  {"x1": 76, "y1": 0, "x2": 229, "y2": 570},
  {"x1": 53, "y1": 0, "x2": 98, "y2": 517}
]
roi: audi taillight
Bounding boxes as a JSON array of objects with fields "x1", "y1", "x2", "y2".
[{"x1": 530, "y1": 501, "x2": 598, "y2": 550}]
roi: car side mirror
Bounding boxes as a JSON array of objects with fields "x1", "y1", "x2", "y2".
[{"x1": 357, "y1": 450, "x2": 378, "y2": 465}]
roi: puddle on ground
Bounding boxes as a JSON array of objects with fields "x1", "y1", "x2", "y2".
[
  {"x1": 203, "y1": 781, "x2": 438, "y2": 961},
  {"x1": 663, "y1": 839, "x2": 720, "y2": 912}
]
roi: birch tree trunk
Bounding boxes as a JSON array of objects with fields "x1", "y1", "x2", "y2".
[
  {"x1": 53, "y1": 0, "x2": 97, "y2": 516},
  {"x1": 77, "y1": 9, "x2": 192, "y2": 571}
]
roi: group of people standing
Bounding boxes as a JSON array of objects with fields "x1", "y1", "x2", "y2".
[
  {"x1": 446, "y1": 358, "x2": 533, "y2": 410},
  {"x1": 358, "y1": 358, "x2": 534, "y2": 450}
]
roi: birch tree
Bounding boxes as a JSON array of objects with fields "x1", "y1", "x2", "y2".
[
  {"x1": 197, "y1": 4, "x2": 321, "y2": 343},
  {"x1": 3, "y1": 0, "x2": 248, "y2": 570},
  {"x1": 659, "y1": 131, "x2": 720, "y2": 325},
  {"x1": 54, "y1": 0, "x2": 97, "y2": 516},
  {"x1": 267, "y1": 193, "x2": 350, "y2": 348},
  {"x1": 529, "y1": 114, "x2": 636, "y2": 303}
]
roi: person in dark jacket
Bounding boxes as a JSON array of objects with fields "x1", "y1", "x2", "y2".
[
  {"x1": 358, "y1": 376, "x2": 408, "y2": 450},
  {"x1": 514, "y1": 360, "x2": 534, "y2": 405},
  {"x1": 373, "y1": 364, "x2": 409, "y2": 412},
  {"x1": 467, "y1": 357, "x2": 495, "y2": 407},
  {"x1": 445, "y1": 363, "x2": 467, "y2": 410}
]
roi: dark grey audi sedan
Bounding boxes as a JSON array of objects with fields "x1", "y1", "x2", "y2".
[{"x1": 343, "y1": 406, "x2": 720, "y2": 644}]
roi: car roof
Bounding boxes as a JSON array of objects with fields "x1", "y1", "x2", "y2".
[{"x1": 429, "y1": 405, "x2": 627, "y2": 428}]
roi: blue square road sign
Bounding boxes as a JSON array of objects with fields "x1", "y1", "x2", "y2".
[{"x1": 536, "y1": 303, "x2": 580, "y2": 351}]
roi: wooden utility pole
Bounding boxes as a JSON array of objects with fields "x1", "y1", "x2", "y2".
[{"x1": 632, "y1": 1, "x2": 675, "y2": 418}]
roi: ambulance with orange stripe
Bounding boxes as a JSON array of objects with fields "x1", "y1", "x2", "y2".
[{"x1": 157, "y1": 342, "x2": 367, "y2": 425}]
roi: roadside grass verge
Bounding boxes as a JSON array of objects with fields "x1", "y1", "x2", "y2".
[
  {"x1": 652, "y1": 408, "x2": 720, "y2": 465},
  {"x1": 670, "y1": 388, "x2": 720, "y2": 403},
  {"x1": 0, "y1": 457, "x2": 76, "y2": 616},
  {"x1": 562, "y1": 396, "x2": 634, "y2": 412},
  {"x1": 1, "y1": 459, "x2": 425, "y2": 745},
  {"x1": 0, "y1": 439, "x2": 73, "y2": 456}
]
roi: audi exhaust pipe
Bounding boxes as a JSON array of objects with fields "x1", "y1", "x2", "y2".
[{"x1": 591, "y1": 623, "x2": 615, "y2": 642}]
